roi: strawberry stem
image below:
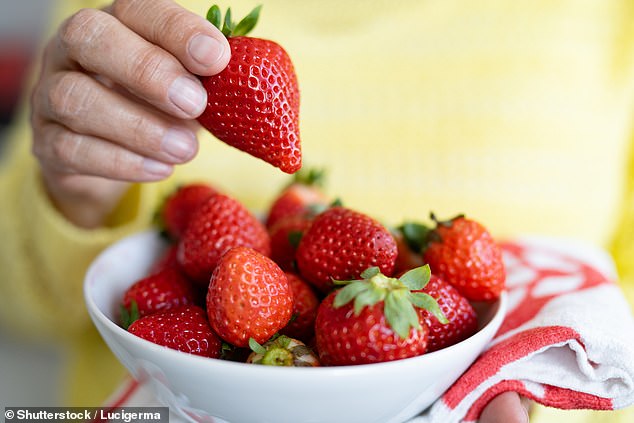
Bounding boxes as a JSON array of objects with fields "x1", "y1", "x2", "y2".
[
  {"x1": 261, "y1": 346, "x2": 294, "y2": 366},
  {"x1": 430, "y1": 212, "x2": 464, "y2": 228},
  {"x1": 333, "y1": 265, "x2": 446, "y2": 339},
  {"x1": 205, "y1": 4, "x2": 262, "y2": 37},
  {"x1": 248, "y1": 335, "x2": 319, "y2": 366}
]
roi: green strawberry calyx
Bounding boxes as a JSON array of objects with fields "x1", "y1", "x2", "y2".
[
  {"x1": 292, "y1": 167, "x2": 326, "y2": 188},
  {"x1": 333, "y1": 265, "x2": 448, "y2": 339},
  {"x1": 206, "y1": 4, "x2": 262, "y2": 37},
  {"x1": 248, "y1": 336, "x2": 319, "y2": 367},
  {"x1": 397, "y1": 221, "x2": 433, "y2": 253},
  {"x1": 397, "y1": 212, "x2": 465, "y2": 253},
  {"x1": 120, "y1": 300, "x2": 140, "y2": 330}
]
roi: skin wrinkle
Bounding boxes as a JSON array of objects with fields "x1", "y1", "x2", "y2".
[
  {"x1": 126, "y1": 45, "x2": 171, "y2": 98},
  {"x1": 110, "y1": 0, "x2": 135, "y2": 20},
  {"x1": 56, "y1": 74, "x2": 102, "y2": 125},
  {"x1": 125, "y1": 111, "x2": 152, "y2": 150},
  {"x1": 63, "y1": 134, "x2": 86, "y2": 174},
  {"x1": 151, "y1": 5, "x2": 192, "y2": 46},
  {"x1": 47, "y1": 128, "x2": 76, "y2": 172},
  {"x1": 60, "y1": 9, "x2": 111, "y2": 66}
]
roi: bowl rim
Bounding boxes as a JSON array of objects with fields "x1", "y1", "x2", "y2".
[{"x1": 84, "y1": 230, "x2": 508, "y2": 376}]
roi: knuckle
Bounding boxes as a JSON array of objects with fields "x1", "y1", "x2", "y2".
[
  {"x1": 130, "y1": 46, "x2": 170, "y2": 91},
  {"x1": 153, "y1": 8, "x2": 190, "y2": 43},
  {"x1": 127, "y1": 113, "x2": 152, "y2": 146},
  {"x1": 50, "y1": 131, "x2": 81, "y2": 167},
  {"x1": 111, "y1": 0, "x2": 135, "y2": 18},
  {"x1": 109, "y1": 150, "x2": 129, "y2": 177},
  {"x1": 100, "y1": 146, "x2": 140, "y2": 180},
  {"x1": 59, "y1": 9, "x2": 94, "y2": 48},
  {"x1": 117, "y1": 110, "x2": 156, "y2": 154},
  {"x1": 59, "y1": 8, "x2": 108, "y2": 57},
  {"x1": 47, "y1": 73, "x2": 94, "y2": 122},
  {"x1": 32, "y1": 125, "x2": 79, "y2": 174}
]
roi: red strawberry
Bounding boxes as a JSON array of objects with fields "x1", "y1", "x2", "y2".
[
  {"x1": 247, "y1": 335, "x2": 319, "y2": 367},
  {"x1": 422, "y1": 214, "x2": 505, "y2": 302},
  {"x1": 268, "y1": 214, "x2": 312, "y2": 271},
  {"x1": 416, "y1": 275, "x2": 478, "y2": 352},
  {"x1": 296, "y1": 206, "x2": 398, "y2": 292},
  {"x1": 266, "y1": 168, "x2": 328, "y2": 228},
  {"x1": 149, "y1": 244, "x2": 180, "y2": 274},
  {"x1": 314, "y1": 266, "x2": 446, "y2": 365},
  {"x1": 160, "y1": 182, "x2": 218, "y2": 240},
  {"x1": 280, "y1": 273, "x2": 319, "y2": 342},
  {"x1": 206, "y1": 247, "x2": 293, "y2": 347},
  {"x1": 120, "y1": 267, "x2": 196, "y2": 328},
  {"x1": 392, "y1": 227, "x2": 425, "y2": 275},
  {"x1": 198, "y1": 5, "x2": 301, "y2": 174},
  {"x1": 128, "y1": 305, "x2": 222, "y2": 358},
  {"x1": 177, "y1": 193, "x2": 271, "y2": 285}
]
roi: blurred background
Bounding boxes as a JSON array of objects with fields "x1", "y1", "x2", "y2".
[
  {"x1": 0, "y1": 0, "x2": 51, "y2": 133},
  {"x1": 0, "y1": 0, "x2": 64, "y2": 407}
]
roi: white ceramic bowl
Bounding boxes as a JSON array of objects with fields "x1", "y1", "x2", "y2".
[{"x1": 84, "y1": 231, "x2": 507, "y2": 423}]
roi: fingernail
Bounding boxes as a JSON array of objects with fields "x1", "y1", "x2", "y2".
[
  {"x1": 143, "y1": 159, "x2": 173, "y2": 178},
  {"x1": 168, "y1": 76, "x2": 206, "y2": 117},
  {"x1": 162, "y1": 128, "x2": 198, "y2": 161},
  {"x1": 189, "y1": 34, "x2": 226, "y2": 67}
]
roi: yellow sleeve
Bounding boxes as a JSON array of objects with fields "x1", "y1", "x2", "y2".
[
  {"x1": 0, "y1": 0, "x2": 175, "y2": 339},
  {"x1": 0, "y1": 107, "x2": 164, "y2": 338}
]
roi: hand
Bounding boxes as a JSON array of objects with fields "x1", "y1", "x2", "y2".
[
  {"x1": 479, "y1": 392, "x2": 530, "y2": 423},
  {"x1": 30, "y1": 0, "x2": 230, "y2": 228}
]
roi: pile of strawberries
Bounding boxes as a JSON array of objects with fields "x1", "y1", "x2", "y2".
[
  {"x1": 118, "y1": 4, "x2": 505, "y2": 366},
  {"x1": 120, "y1": 169, "x2": 506, "y2": 367}
]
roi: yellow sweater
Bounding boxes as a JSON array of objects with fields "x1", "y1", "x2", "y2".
[{"x1": 0, "y1": 0, "x2": 633, "y2": 420}]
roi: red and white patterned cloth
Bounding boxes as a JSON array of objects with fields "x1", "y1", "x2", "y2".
[{"x1": 100, "y1": 237, "x2": 634, "y2": 423}]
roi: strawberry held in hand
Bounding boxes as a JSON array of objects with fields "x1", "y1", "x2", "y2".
[
  {"x1": 315, "y1": 265, "x2": 447, "y2": 366},
  {"x1": 198, "y1": 5, "x2": 301, "y2": 173},
  {"x1": 207, "y1": 246, "x2": 293, "y2": 347}
]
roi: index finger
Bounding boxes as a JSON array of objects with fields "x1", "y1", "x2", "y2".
[{"x1": 110, "y1": 0, "x2": 230, "y2": 76}]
